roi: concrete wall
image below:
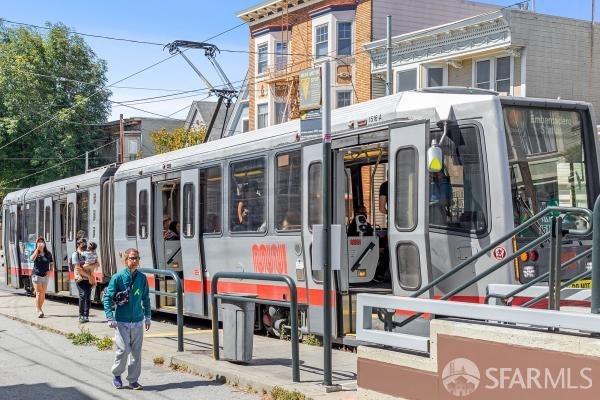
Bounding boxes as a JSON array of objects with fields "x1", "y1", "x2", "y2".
[
  {"x1": 510, "y1": 10, "x2": 600, "y2": 111},
  {"x1": 372, "y1": 0, "x2": 498, "y2": 40}
]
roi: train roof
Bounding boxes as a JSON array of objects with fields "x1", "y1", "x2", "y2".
[
  {"x1": 114, "y1": 90, "x2": 501, "y2": 181},
  {"x1": 20, "y1": 167, "x2": 116, "y2": 202},
  {"x1": 3, "y1": 188, "x2": 29, "y2": 205}
]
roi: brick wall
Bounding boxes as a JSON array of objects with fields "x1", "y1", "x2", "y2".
[
  {"x1": 248, "y1": 36, "x2": 256, "y2": 131},
  {"x1": 355, "y1": 0, "x2": 373, "y2": 102},
  {"x1": 510, "y1": 10, "x2": 600, "y2": 111}
]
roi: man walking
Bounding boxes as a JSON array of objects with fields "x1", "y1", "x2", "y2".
[{"x1": 103, "y1": 248, "x2": 151, "y2": 390}]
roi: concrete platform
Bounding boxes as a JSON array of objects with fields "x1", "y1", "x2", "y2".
[{"x1": 0, "y1": 287, "x2": 357, "y2": 400}]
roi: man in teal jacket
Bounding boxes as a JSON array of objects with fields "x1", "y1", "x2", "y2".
[{"x1": 103, "y1": 248, "x2": 151, "y2": 390}]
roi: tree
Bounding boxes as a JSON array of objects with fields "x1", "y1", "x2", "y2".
[
  {"x1": 0, "y1": 22, "x2": 111, "y2": 197},
  {"x1": 150, "y1": 126, "x2": 206, "y2": 154}
]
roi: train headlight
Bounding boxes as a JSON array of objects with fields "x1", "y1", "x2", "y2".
[{"x1": 522, "y1": 265, "x2": 536, "y2": 279}]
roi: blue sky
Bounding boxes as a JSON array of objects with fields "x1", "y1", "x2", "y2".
[{"x1": 1, "y1": 0, "x2": 598, "y2": 121}]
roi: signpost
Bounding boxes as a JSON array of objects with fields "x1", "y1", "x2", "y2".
[
  {"x1": 299, "y1": 67, "x2": 322, "y2": 138},
  {"x1": 321, "y1": 61, "x2": 333, "y2": 388}
]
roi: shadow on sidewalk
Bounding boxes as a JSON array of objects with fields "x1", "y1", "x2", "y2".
[
  {"x1": 142, "y1": 379, "x2": 224, "y2": 391},
  {"x1": 1, "y1": 383, "x2": 94, "y2": 399}
]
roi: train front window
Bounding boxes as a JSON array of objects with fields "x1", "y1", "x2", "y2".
[
  {"x1": 429, "y1": 125, "x2": 487, "y2": 234},
  {"x1": 503, "y1": 106, "x2": 588, "y2": 236}
]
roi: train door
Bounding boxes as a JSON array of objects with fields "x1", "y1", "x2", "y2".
[
  {"x1": 66, "y1": 192, "x2": 77, "y2": 296},
  {"x1": 2, "y1": 208, "x2": 10, "y2": 286},
  {"x1": 180, "y1": 168, "x2": 205, "y2": 316},
  {"x1": 7, "y1": 206, "x2": 19, "y2": 288},
  {"x1": 301, "y1": 142, "x2": 337, "y2": 337},
  {"x1": 388, "y1": 121, "x2": 431, "y2": 298},
  {"x1": 53, "y1": 200, "x2": 69, "y2": 293},
  {"x1": 136, "y1": 177, "x2": 155, "y2": 310},
  {"x1": 153, "y1": 178, "x2": 182, "y2": 310},
  {"x1": 43, "y1": 198, "x2": 56, "y2": 293}
]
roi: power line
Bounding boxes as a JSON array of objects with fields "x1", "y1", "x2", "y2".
[
  {"x1": 0, "y1": 18, "x2": 165, "y2": 46},
  {"x1": 0, "y1": 20, "x2": 249, "y2": 151}
]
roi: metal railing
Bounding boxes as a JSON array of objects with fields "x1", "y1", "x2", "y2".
[
  {"x1": 357, "y1": 294, "x2": 600, "y2": 353},
  {"x1": 138, "y1": 268, "x2": 183, "y2": 352},
  {"x1": 389, "y1": 206, "x2": 593, "y2": 329},
  {"x1": 210, "y1": 271, "x2": 300, "y2": 383}
]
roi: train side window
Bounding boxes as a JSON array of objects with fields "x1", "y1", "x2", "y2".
[
  {"x1": 308, "y1": 162, "x2": 322, "y2": 229},
  {"x1": 201, "y1": 166, "x2": 222, "y2": 234},
  {"x1": 44, "y1": 206, "x2": 51, "y2": 242},
  {"x1": 24, "y1": 201, "x2": 37, "y2": 242},
  {"x1": 139, "y1": 190, "x2": 149, "y2": 239},
  {"x1": 67, "y1": 203, "x2": 74, "y2": 241},
  {"x1": 126, "y1": 182, "x2": 136, "y2": 237},
  {"x1": 9, "y1": 212, "x2": 15, "y2": 244},
  {"x1": 230, "y1": 158, "x2": 266, "y2": 233},
  {"x1": 275, "y1": 150, "x2": 301, "y2": 231},
  {"x1": 76, "y1": 191, "x2": 89, "y2": 240},
  {"x1": 395, "y1": 147, "x2": 417, "y2": 230},
  {"x1": 182, "y1": 183, "x2": 195, "y2": 238},
  {"x1": 38, "y1": 199, "x2": 44, "y2": 237},
  {"x1": 17, "y1": 206, "x2": 22, "y2": 242}
]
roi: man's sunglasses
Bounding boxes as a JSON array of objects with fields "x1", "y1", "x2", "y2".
[{"x1": 128, "y1": 256, "x2": 140, "y2": 260}]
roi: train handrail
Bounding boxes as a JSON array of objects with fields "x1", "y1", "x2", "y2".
[
  {"x1": 210, "y1": 271, "x2": 300, "y2": 383},
  {"x1": 137, "y1": 268, "x2": 183, "y2": 352},
  {"x1": 392, "y1": 206, "x2": 593, "y2": 329}
]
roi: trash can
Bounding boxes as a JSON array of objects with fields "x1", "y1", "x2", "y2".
[{"x1": 221, "y1": 294, "x2": 256, "y2": 362}]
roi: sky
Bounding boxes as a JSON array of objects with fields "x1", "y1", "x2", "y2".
[{"x1": 1, "y1": 0, "x2": 599, "y2": 122}]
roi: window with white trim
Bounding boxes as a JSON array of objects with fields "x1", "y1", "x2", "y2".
[
  {"x1": 257, "y1": 43, "x2": 268, "y2": 74},
  {"x1": 336, "y1": 90, "x2": 352, "y2": 108},
  {"x1": 315, "y1": 24, "x2": 328, "y2": 59},
  {"x1": 275, "y1": 42, "x2": 288, "y2": 71},
  {"x1": 337, "y1": 22, "x2": 352, "y2": 56},
  {"x1": 495, "y1": 56, "x2": 511, "y2": 94},
  {"x1": 475, "y1": 59, "x2": 491, "y2": 89},
  {"x1": 426, "y1": 67, "x2": 444, "y2": 88},
  {"x1": 257, "y1": 103, "x2": 268, "y2": 129},
  {"x1": 397, "y1": 69, "x2": 417, "y2": 92}
]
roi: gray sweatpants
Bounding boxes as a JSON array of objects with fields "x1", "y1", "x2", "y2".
[{"x1": 111, "y1": 322, "x2": 144, "y2": 383}]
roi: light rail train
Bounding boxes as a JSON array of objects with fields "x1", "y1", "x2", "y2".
[{"x1": 3, "y1": 88, "x2": 599, "y2": 339}]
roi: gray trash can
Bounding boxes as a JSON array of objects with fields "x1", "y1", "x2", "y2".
[{"x1": 221, "y1": 294, "x2": 256, "y2": 362}]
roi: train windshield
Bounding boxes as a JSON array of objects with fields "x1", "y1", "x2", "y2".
[{"x1": 503, "y1": 106, "x2": 589, "y2": 236}]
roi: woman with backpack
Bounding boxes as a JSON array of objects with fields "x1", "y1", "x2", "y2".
[
  {"x1": 30, "y1": 236, "x2": 53, "y2": 318},
  {"x1": 72, "y1": 238, "x2": 93, "y2": 323}
]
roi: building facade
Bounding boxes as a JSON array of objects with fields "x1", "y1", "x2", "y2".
[
  {"x1": 365, "y1": 9, "x2": 600, "y2": 111},
  {"x1": 237, "y1": 0, "x2": 497, "y2": 131}
]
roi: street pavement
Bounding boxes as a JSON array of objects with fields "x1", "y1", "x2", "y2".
[{"x1": 0, "y1": 314, "x2": 261, "y2": 400}]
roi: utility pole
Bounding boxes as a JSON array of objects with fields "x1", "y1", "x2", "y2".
[
  {"x1": 386, "y1": 15, "x2": 393, "y2": 96},
  {"x1": 321, "y1": 61, "x2": 333, "y2": 388},
  {"x1": 85, "y1": 151, "x2": 89, "y2": 172},
  {"x1": 119, "y1": 114, "x2": 124, "y2": 164}
]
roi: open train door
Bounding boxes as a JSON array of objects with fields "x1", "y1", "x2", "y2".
[
  {"x1": 302, "y1": 142, "x2": 338, "y2": 337},
  {"x1": 136, "y1": 177, "x2": 156, "y2": 310},
  {"x1": 388, "y1": 120, "x2": 432, "y2": 299},
  {"x1": 180, "y1": 168, "x2": 206, "y2": 316},
  {"x1": 66, "y1": 192, "x2": 78, "y2": 296},
  {"x1": 43, "y1": 197, "x2": 57, "y2": 293}
]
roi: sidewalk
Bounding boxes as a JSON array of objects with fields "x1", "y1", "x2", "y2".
[{"x1": 0, "y1": 288, "x2": 358, "y2": 400}]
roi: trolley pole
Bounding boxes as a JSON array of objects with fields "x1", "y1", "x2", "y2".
[
  {"x1": 118, "y1": 114, "x2": 124, "y2": 165},
  {"x1": 321, "y1": 61, "x2": 333, "y2": 387},
  {"x1": 386, "y1": 15, "x2": 393, "y2": 96}
]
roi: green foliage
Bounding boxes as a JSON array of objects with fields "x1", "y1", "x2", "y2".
[
  {"x1": 150, "y1": 126, "x2": 206, "y2": 154},
  {"x1": 69, "y1": 327, "x2": 99, "y2": 346},
  {"x1": 270, "y1": 387, "x2": 306, "y2": 400},
  {"x1": 0, "y1": 22, "x2": 111, "y2": 196},
  {"x1": 302, "y1": 334, "x2": 322, "y2": 347},
  {"x1": 96, "y1": 336, "x2": 113, "y2": 351}
]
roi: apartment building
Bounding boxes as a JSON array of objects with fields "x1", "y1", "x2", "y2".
[
  {"x1": 237, "y1": 0, "x2": 498, "y2": 131},
  {"x1": 365, "y1": 9, "x2": 600, "y2": 111}
]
